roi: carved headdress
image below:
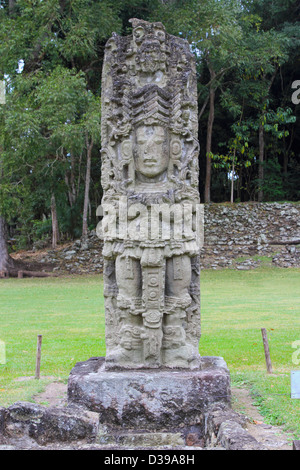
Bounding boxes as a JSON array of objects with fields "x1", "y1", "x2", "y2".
[{"x1": 101, "y1": 19, "x2": 199, "y2": 199}]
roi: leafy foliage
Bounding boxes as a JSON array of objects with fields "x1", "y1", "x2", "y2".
[{"x1": 0, "y1": 0, "x2": 299, "y2": 248}]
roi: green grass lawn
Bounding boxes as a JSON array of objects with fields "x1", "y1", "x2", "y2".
[{"x1": 0, "y1": 268, "x2": 299, "y2": 438}]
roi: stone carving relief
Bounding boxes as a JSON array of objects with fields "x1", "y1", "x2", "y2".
[{"x1": 100, "y1": 19, "x2": 202, "y2": 369}]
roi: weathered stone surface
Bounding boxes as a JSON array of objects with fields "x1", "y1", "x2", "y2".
[
  {"x1": 0, "y1": 407, "x2": 6, "y2": 444},
  {"x1": 2, "y1": 382, "x2": 280, "y2": 450},
  {"x1": 206, "y1": 403, "x2": 247, "y2": 434},
  {"x1": 29, "y1": 406, "x2": 99, "y2": 444},
  {"x1": 217, "y1": 420, "x2": 265, "y2": 450},
  {"x1": 293, "y1": 440, "x2": 300, "y2": 450},
  {"x1": 4, "y1": 401, "x2": 99, "y2": 444},
  {"x1": 97, "y1": 431, "x2": 186, "y2": 447},
  {"x1": 5, "y1": 402, "x2": 44, "y2": 438},
  {"x1": 67, "y1": 356, "x2": 231, "y2": 431},
  {"x1": 99, "y1": 19, "x2": 202, "y2": 370},
  {"x1": 201, "y1": 202, "x2": 300, "y2": 269}
]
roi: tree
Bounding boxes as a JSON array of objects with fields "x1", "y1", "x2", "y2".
[
  {"x1": 0, "y1": 0, "x2": 118, "y2": 251},
  {"x1": 158, "y1": 0, "x2": 299, "y2": 202},
  {"x1": 219, "y1": 8, "x2": 297, "y2": 201},
  {"x1": 0, "y1": 0, "x2": 299, "y2": 262},
  {"x1": 246, "y1": 0, "x2": 300, "y2": 200},
  {"x1": 158, "y1": 0, "x2": 247, "y2": 202},
  {"x1": 80, "y1": 95, "x2": 101, "y2": 241},
  {"x1": 0, "y1": 216, "x2": 14, "y2": 276},
  {"x1": 0, "y1": 79, "x2": 16, "y2": 276}
]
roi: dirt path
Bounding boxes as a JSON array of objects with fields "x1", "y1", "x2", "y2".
[
  {"x1": 232, "y1": 387, "x2": 293, "y2": 450},
  {"x1": 32, "y1": 380, "x2": 68, "y2": 407}
]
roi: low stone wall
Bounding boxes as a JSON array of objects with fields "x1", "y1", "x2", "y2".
[
  {"x1": 201, "y1": 202, "x2": 300, "y2": 270},
  {"x1": 0, "y1": 399, "x2": 264, "y2": 450},
  {"x1": 40, "y1": 202, "x2": 300, "y2": 274}
]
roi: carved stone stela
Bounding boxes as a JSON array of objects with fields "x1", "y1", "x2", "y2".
[
  {"x1": 67, "y1": 22, "x2": 230, "y2": 441},
  {"x1": 100, "y1": 19, "x2": 201, "y2": 369}
]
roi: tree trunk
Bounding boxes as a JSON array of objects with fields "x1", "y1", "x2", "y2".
[
  {"x1": 51, "y1": 193, "x2": 59, "y2": 249},
  {"x1": 65, "y1": 153, "x2": 77, "y2": 208},
  {"x1": 82, "y1": 137, "x2": 93, "y2": 240},
  {"x1": 0, "y1": 79, "x2": 14, "y2": 276},
  {"x1": 283, "y1": 151, "x2": 288, "y2": 178},
  {"x1": 204, "y1": 70, "x2": 216, "y2": 203},
  {"x1": 257, "y1": 69, "x2": 277, "y2": 203},
  {"x1": 230, "y1": 147, "x2": 236, "y2": 204},
  {"x1": 258, "y1": 122, "x2": 264, "y2": 202},
  {"x1": 0, "y1": 216, "x2": 14, "y2": 277},
  {"x1": 8, "y1": 0, "x2": 16, "y2": 15},
  {"x1": 283, "y1": 127, "x2": 294, "y2": 180}
]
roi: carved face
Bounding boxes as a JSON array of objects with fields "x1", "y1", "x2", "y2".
[{"x1": 134, "y1": 125, "x2": 169, "y2": 179}]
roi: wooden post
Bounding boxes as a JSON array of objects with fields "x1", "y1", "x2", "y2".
[
  {"x1": 35, "y1": 335, "x2": 42, "y2": 379},
  {"x1": 261, "y1": 328, "x2": 273, "y2": 374}
]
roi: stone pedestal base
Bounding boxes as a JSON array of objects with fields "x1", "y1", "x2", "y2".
[{"x1": 67, "y1": 356, "x2": 231, "y2": 445}]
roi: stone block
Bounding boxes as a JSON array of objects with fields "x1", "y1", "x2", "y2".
[
  {"x1": 4, "y1": 401, "x2": 99, "y2": 445},
  {"x1": 5, "y1": 402, "x2": 44, "y2": 437},
  {"x1": 67, "y1": 356, "x2": 231, "y2": 432},
  {"x1": 293, "y1": 440, "x2": 300, "y2": 450},
  {"x1": 217, "y1": 420, "x2": 264, "y2": 450},
  {"x1": 29, "y1": 405, "x2": 99, "y2": 444},
  {"x1": 0, "y1": 407, "x2": 6, "y2": 444},
  {"x1": 97, "y1": 431, "x2": 185, "y2": 448}
]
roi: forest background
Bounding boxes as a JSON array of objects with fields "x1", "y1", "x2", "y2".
[{"x1": 0, "y1": 0, "x2": 299, "y2": 265}]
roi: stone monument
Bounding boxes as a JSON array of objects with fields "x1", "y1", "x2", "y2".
[
  {"x1": 100, "y1": 18, "x2": 202, "y2": 371},
  {"x1": 68, "y1": 19, "x2": 231, "y2": 446}
]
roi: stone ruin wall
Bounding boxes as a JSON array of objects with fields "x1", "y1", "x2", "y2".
[{"x1": 202, "y1": 202, "x2": 300, "y2": 270}]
